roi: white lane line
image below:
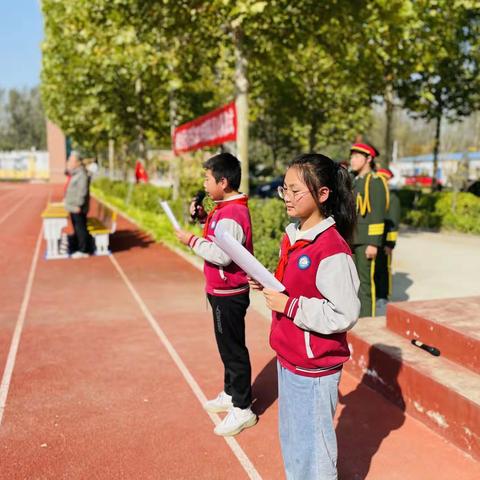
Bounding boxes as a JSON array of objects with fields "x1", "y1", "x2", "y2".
[
  {"x1": 0, "y1": 225, "x2": 43, "y2": 426},
  {"x1": 0, "y1": 194, "x2": 31, "y2": 226},
  {"x1": 109, "y1": 254, "x2": 262, "y2": 480}
]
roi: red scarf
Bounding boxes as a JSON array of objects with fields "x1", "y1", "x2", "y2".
[
  {"x1": 275, "y1": 234, "x2": 311, "y2": 282},
  {"x1": 203, "y1": 195, "x2": 249, "y2": 238}
]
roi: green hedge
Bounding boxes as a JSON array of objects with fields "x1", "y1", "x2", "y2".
[
  {"x1": 93, "y1": 179, "x2": 479, "y2": 272},
  {"x1": 91, "y1": 178, "x2": 291, "y2": 269},
  {"x1": 250, "y1": 198, "x2": 289, "y2": 270},
  {"x1": 399, "y1": 190, "x2": 480, "y2": 233},
  {"x1": 91, "y1": 179, "x2": 194, "y2": 249}
]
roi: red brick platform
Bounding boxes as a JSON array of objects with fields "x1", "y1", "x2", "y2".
[
  {"x1": 387, "y1": 298, "x2": 480, "y2": 374},
  {"x1": 346, "y1": 299, "x2": 480, "y2": 461}
]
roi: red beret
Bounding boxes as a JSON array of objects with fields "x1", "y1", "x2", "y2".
[
  {"x1": 350, "y1": 143, "x2": 379, "y2": 158},
  {"x1": 377, "y1": 168, "x2": 394, "y2": 179}
]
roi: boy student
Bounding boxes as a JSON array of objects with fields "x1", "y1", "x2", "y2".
[{"x1": 175, "y1": 152, "x2": 257, "y2": 437}]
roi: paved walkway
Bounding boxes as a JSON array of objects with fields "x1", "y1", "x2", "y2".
[
  {"x1": 0, "y1": 182, "x2": 479, "y2": 479},
  {"x1": 392, "y1": 227, "x2": 480, "y2": 302}
]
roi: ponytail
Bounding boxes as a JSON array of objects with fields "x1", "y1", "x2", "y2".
[
  {"x1": 288, "y1": 153, "x2": 357, "y2": 242},
  {"x1": 332, "y1": 163, "x2": 357, "y2": 242}
]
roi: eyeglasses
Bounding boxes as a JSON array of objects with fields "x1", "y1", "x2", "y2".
[{"x1": 277, "y1": 186, "x2": 310, "y2": 202}]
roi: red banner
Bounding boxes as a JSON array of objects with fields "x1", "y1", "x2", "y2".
[{"x1": 172, "y1": 102, "x2": 237, "y2": 155}]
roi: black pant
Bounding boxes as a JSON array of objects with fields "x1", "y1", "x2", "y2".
[
  {"x1": 374, "y1": 248, "x2": 391, "y2": 300},
  {"x1": 207, "y1": 292, "x2": 252, "y2": 409},
  {"x1": 70, "y1": 212, "x2": 91, "y2": 253}
]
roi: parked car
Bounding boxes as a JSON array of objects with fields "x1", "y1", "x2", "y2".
[
  {"x1": 254, "y1": 176, "x2": 284, "y2": 198},
  {"x1": 466, "y1": 179, "x2": 480, "y2": 197},
  {"x1": 404, "y1": 175, "x2": 436, "y2": 187}
]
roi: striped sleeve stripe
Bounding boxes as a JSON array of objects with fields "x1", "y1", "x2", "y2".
[
  {"x1": 189, "y1": 236, "x2": 199, "y2": 248},
  {"x1": 285, "y1": 297, "x2": 299, "y2": 319}
]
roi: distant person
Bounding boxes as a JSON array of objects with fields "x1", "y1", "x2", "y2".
[
  {"x1": 251, "y1": 153, "x2": 360, "y2": 480},
  {"x1": 64, "y1": 151, "x2": 92, "y2": 259},
  {"x1": 175, "y1": 153, "x2": 257, "y2": 437},
  {"x1": 375, "y1": 168, "x2": 401, "y2": 313},
  {"x1": 135, "y1": 159, "x2": 149, "y2": 183},
  {"x1": 349, "y1": 143, "x2": 387, "y2": 317}
]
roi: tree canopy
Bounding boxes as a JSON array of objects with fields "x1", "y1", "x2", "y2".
[{"x1": 40, "y1": 0, "x2": 480, "y2": 175}]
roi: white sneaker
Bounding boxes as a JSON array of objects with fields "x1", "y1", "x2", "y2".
[
  {"x1": 70, "y1": 251, "x2": 90, "y2": 259},
  {"x1": 214, "y1": 407, "x2": 257, "y2": 436},
  {"x1": 204, "y1": 391, "x2": 233, "y2": 413}
]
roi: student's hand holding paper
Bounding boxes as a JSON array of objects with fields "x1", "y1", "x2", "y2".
[
  {"x1": 213, "y1": 227, "x2": 285, "y2": 292},
  {"x1": 176, "y1": 229, "x2": 192, "y2": 245},
  {"x1": 263, "y1": 288, "x2": 289, "y2": 313},
  {"x1": 248, "y1": 276, "x2": 263, "y2": 291}
]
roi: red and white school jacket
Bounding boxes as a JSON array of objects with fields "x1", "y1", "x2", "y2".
[
  {"x1": 270, "y1": 216, "x2": 360, "y2": 377},
  {"x1": 188, "y1": 194, "x2": 253, "y2": 296}
]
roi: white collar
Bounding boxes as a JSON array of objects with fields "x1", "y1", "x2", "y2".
[
  {"x1": 215, "y1": 193, "x2": 246, "y2": 204},
  {"x1": 286, "y1": 216, "x2": 336, "y2": 244}
]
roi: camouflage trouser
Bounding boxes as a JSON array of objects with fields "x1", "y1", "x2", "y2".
[
  {"x1": 374, "y1": 248, "x2": 392, "y2": 301},
  {"x1": 353, "y1": 245, "x2": 376, "y2": 317}
]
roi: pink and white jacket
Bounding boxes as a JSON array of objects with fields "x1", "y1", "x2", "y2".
[
  {"x1": 270, "y1": 217, "x2": 360, "y2": 377},
  {"x1": 188, "y1": 194, "x2": 253, "y2": 296}
]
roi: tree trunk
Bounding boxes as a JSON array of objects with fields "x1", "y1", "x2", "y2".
[
  {"x1": 169, "y1": 92, "x2": 180, "y2": 200},
  {"x1": 309, "y1": 117, "x2": 318, "y2": 152},
  {"x1": 384, "y1": 83, "x2": 394, "y2": 168},
  {"x1": 138, "y1": 126, "x2": 147, "y2": 168},
  {"x1": 120, "y1": 142, "x2": 129, "y2": 182},
  {"x1": 108, "y1": 138, "x2": 115, "y2": 179},
  {"x1": 136, "y1": 78, "x2": 147, "y2": 171},
  {"x1": 432, "y1": 113, "x2": 442, "y2": 191},
  {"x1": 233, "y1": 27, "x2": 249, "y2": 194},
  {"x1": 271, "y1": 146, "x2": 278, "y2": 173}
]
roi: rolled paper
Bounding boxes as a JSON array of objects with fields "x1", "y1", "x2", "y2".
[
  {"x1": 160, "y1": 200, "x2": 181, "y2": 230},
  {"x1": 213, "y1": 225, "x2": 285, "y2": 292}
]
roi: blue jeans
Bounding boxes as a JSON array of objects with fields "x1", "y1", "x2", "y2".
[{"x1": 277, "y1": 361, "x2": 341, "y2": 480}]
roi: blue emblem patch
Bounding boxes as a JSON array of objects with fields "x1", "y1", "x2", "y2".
[{"x1": 297, "y1": 255, "x2": 311, "y2": 270}]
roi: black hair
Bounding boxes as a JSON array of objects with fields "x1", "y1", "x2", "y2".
[
  {"x1": 203, "y1": 152, "x2": 241, "y2": 191},
  {"x1": 288, "y1": 153, "x2": 357, "y2": 242}
]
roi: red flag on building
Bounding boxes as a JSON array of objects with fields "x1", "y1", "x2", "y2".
[{"x1": 172, "y1": 102, "x2": 237, "y2": 155}]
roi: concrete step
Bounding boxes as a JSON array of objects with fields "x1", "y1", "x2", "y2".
[
  {"x1": 345, "y1": 316, "x2": 480, "y2": 460},
  {"x1": 386, "y1": 297, "x2": 480, "y2": 374}
]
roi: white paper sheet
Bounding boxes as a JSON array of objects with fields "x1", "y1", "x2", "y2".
[
  {"x1": 212, "y1": 226, "x2": 285, "y2": 292},
  {"x1": 160, "y1": 201, "x2": 181, "y2": 230}
]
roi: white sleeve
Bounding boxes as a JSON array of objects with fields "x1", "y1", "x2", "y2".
[
  {"x1": 291, "y1": 253, "x2": 360, "y2": 334},
  {"x1": 189, "y1": 218, "x2": 246, "y2": 267}
]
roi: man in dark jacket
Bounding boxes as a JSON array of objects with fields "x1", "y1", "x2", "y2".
[{"x1": 64, "y1": 151, "x2": 91, "y2": 258}]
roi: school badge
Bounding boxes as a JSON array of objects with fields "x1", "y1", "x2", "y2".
[{"x1": 297, "y1": 255, "x2": 311, "y2": 270}]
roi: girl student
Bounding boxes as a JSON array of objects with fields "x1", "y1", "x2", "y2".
[{"x1": 251, "y1": 153, "x2": 360, "y2": 480}]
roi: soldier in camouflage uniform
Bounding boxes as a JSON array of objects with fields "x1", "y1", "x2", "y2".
[
  {"x1": 349, "y1": 143, "x2": 387, "y2": 317},
  {"x1": 374, "y1": 168, "x2": 401, "y2": 314}
]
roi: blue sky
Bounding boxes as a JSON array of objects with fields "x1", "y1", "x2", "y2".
[{"x1": 0, "y1": 0, "x2": 43, "y2": 90}]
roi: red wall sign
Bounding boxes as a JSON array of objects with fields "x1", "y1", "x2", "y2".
[{"x1": 172, "y1": 102, "x2": 237, "y2": 155}]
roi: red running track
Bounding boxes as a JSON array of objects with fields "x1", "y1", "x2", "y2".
[{"x1": 0, "y1": 183, "x2": 479, "y2": 479}]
